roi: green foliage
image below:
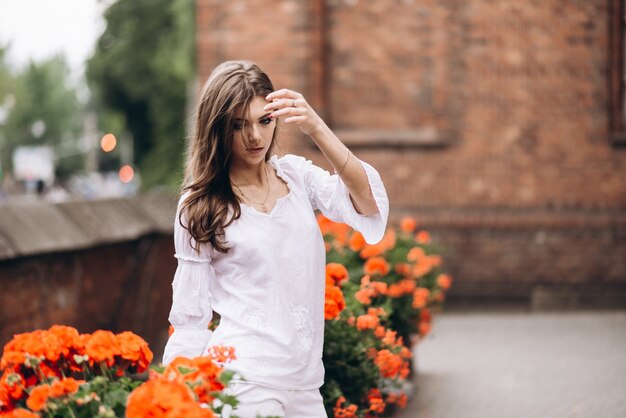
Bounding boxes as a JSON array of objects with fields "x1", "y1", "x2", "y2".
[
  {"x1": 321, "y1": 318, "x2": 380, "y2": 415},
  {"x1": 86, "y1": 0, "x2": 195, "y2": 189}
]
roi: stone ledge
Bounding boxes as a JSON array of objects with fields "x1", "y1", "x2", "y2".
[
  {"x1": 395, "y1": 207, "x2": 626, "y2": 230},
  {"x1": 0, "y1": 192, "x2": 177, "y2": 261},
  {"x1": 445, "y1": 282, "x2": 626, "y2": 310}
]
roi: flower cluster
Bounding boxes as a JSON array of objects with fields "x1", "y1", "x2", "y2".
[
  {"x1": 321, "y1": 215, "x2": 452, "y2": 417},
  {"x1": 0, "y1": 324, "x2": 245, "y2": 418},
  {"x1": 1, "y1": 326, "x2": 153, "y2": 416},
  {"x1": 126, "y1": 350, "x2": 238, "y2": 418}
]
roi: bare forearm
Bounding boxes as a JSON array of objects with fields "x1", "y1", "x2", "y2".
[{"x1": 309, "y1": 122, "x2": 379, "y2": 216}]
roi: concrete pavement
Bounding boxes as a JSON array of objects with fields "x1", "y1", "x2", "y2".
[{"x1": 394, "y1": 310, "x2": 626, "y2": 418}]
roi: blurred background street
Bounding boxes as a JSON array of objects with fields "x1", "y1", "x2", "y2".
[{"x1": 398, "y1": 309, "x2": 626, "y2": 418}]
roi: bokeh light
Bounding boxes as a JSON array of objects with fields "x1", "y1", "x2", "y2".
[
  {"x1": 100, "y1": 133, "x2": 117, "y2": 152},
  {"x1": 118, "y1": 164, "x2": 134, "y2": 183}
]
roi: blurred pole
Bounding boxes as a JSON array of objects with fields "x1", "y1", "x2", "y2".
[
  {"x1": 83, "y1": 112, "x2": 99, "y2": 173},
  {"x1": 120, "y1": 133, "x2": 134, "y2": 166}
]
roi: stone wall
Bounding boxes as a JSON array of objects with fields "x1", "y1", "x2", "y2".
[{"x1": 0, "y1": 194, "x2": 178, "y2": 358}]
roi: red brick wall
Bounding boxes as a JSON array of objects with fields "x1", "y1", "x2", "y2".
[
  {"x1": 0, "y1": 237, "x2": 175, "y2": 358},
  {"x1": 195, "y1": 0, "x2": 626, "y2": 304}
]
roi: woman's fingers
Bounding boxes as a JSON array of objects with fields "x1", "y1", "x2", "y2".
[
  {"x1": 266, "y1": 88, "x2": 302, "y2": 102},
  {"x1": 283, "y1": 115, "x2": 307, "y2": 124},
  {"x1": 263, "y1": 98, "x2": 297, "y2": 112},
  {"x1": 270, "y1": 105, "x2": 307, "y2": 118}
]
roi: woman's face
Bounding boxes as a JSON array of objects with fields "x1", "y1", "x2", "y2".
[{"x1": 230, "y1": 96, "x2": 276, "y2": 167}]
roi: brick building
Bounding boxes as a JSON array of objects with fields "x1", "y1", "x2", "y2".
[{"x1": 196, "y1": 0, "x2": 626, "y2": 307}]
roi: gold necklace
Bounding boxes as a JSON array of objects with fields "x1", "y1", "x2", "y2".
[{"x1": 232, "y1": 164, "x2": 272, "y2": 212}]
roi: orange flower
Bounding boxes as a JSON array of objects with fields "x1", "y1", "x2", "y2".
[
  {"x1": 400, "y1": 279, "x2": 417, "y2": 293},
  {"x1": 407, "y1": 247, "x2": 425, "y2": 262},
  {"x1": 364, "y1": 257, "x2": 390, "y2": 276},
  {"x1": 126, "y1": 379, "x2": 214, "y2": 418},
  {"x1": 412, "y1": 257, "x2": 434, "y2": 278},
  {"x1": 412, "y1": 287, "x2": 430, "y2": 309},
  {"x1": 400, "y1": 216, "x2": 417, "y2": 233},
  {"x1": 394, "y1": 262, "x2": 411, "y2": 276},
  {"x1": 388, "y1": 279, "x2": 416, "y2": 297},
  {"x1": 381, "y1": 230, "x2": 397, "y2": 250},
  {"x1": 387, "y1": 283, "x2": 403, "y2": 298},
  {"x1": 374, "y1": 326, "x2": 386, "y2": 338},
  {"x1": 47, "y1": 325, "x2": 82, "y2": 356},
  {"x1": 367, "y1": 388, "x2": 386, "y2": 413},
  {"x1": 367, "y1": 307, "x2": 386, "y2": 317},
  {"x1": 437, "y1": 273, "x2": 453, "y2": 290},
  {"x1": 334, "y1": 396, "x2": 358, "y2": 418},
  {"x1": 419, "y1": 321, "x2": 432, "y2": 336},
  {"x1": 381, "y1": 329, "x2": 400, "y2": 347},
  {"x1": 1, "y1": 409, "x2": 40, "y2": 418},
  {"x1": 316, "y1": 214, "x2": 334, "y2": 236},
  {"x1": 386, "y1": 392, "x2": 408, "y2": 409},
  {"x1": 164, "y1": 357, "x2": 199, "y2": 381},
  {"x1": 205, "y1": 346, "x2": 236, "y2": 364},
  {"x1": 331, "y1": 223, "x2": 351, "y2": 247},
  {"x1": 49, "y1": 377, "x2": 83, "y2": 398},
  {"x1": 374, "y1": 350, "x2": 409, "y2": 379},
  {"x1": 356, "y1": 313, "x2": 380, "y2": 331},
  {"x1": 1, "y1": 331, "x2": 62, "y2": 368},
  {"x1": 325, "y1": 283, "x2": 346, "y2": 320},
  {"x1": 371, "y1": 281, "x2": 388, "y2": 295},
  {"x1": 26, "y1": 384, "x2": 50, "y2": 412},
  {"x1": 415, "y1": 230, "x2": 431, "y2": 244},
  {"x1": 359, "y1": 243, "x2": 384, "y2": 259},
  {"x1": 187, "y1": 357, "x2": 225, "y2": 400},
  {"x1": 326, "y1": 263, "x2": 349, "y2": 286},
  {"x1": 1, "y1": 369, "x2": 24, "y2": 401},
  {"x1": 83, "y1": 330, "x2": 120, "y2": 365},
  {"x1": 355, "y1": 288, "x2": 374, "y2": 305},
  {"x1": 117, "y1": 331, "x2": 153, "y2": 372},
  {"x1": 430, "y1": 255, "x2": 443, "y2": 267},
  {"x1": 348, "y1": 231, "x2": 365, "y2": 251}
]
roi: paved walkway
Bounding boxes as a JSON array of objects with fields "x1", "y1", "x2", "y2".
[{"x1": 395, "y1": 310, "x2": 626, "y2": 418}]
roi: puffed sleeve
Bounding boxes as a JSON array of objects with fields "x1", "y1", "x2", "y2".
[
  {"x1": 162, "y1": 194, "x2": 215, "y2": 365},
  {"x1": 286, "y1": 154, "x2": 389, "y2": 244}
]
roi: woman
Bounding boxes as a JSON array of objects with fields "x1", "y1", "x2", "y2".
[{"x1": 163, "y1": 60, "x2": 389, "y2": 417}]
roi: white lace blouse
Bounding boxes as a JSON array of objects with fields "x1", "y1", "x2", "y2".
[{"x1": 163, "y1": 153, "x2": 389, "y2": 390}]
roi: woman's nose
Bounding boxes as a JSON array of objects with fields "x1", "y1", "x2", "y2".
[{"x1": 245, "y1": 124, "x2": 263, "y2": 143}]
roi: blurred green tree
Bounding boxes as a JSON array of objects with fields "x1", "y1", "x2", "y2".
[
  {"x1": 86, "y1": 0, "x2": 195, "y2": 189},
  {"x1": 0, "y1": 47, "x2": 83, "y2": 179}
]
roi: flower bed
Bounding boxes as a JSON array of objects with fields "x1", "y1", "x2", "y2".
[
  {"x1": 0, "y1": 216, "x2": 451, "y2": 418},
  {"x1": 0, "y1": 327, "x2": 241, "y2": 417},
  {"x1": 319, "y1": 215, "x2": 452, "y2": 417}
]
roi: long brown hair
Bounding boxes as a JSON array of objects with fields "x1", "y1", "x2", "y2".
[{"x1": 180, "y1": 60, "x2": 276, "y2": 253}]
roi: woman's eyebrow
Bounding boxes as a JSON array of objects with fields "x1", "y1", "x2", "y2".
[{"x1": 233, "y1": 113, "x2": 272, "y2": 122}]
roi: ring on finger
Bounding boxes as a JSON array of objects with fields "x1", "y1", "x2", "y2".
[{"x1": 292, "y1": 99, "x2": 297, "y2": 108}]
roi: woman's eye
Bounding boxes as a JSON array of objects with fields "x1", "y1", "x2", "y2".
[
  {"x1": 233, "y1": 123, "x2": 243, "y2": 130},
  {"x1": 260, "y1": 118, "x2": 272, "y2": 125}
]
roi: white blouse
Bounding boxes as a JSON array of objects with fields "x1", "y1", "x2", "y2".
[{"x1": 163, "y1": 154, "x2": 388, "y2": 390}]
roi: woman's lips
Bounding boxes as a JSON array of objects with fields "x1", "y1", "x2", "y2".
[{"x1": 247, "y1": 147, "x2": 264, "y2": 155}]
